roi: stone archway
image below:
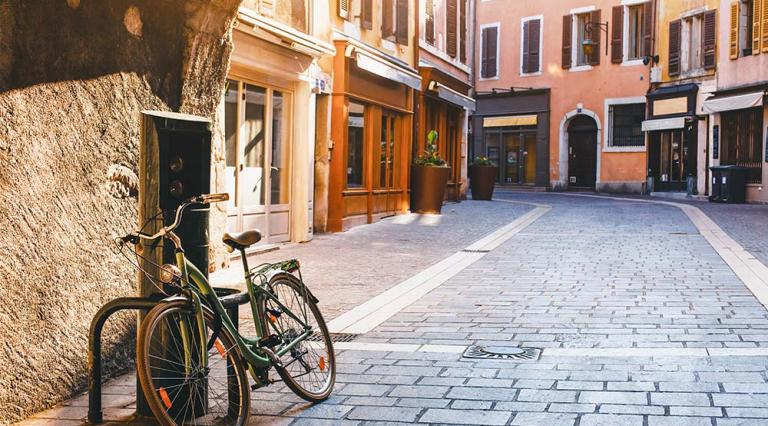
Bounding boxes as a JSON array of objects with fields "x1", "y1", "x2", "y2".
[{"x1": 557, "y1": 109, "x2": 602, "y2": 190}]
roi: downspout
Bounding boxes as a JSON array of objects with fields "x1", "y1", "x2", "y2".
[
  {"x1": 645, "y1": 0, "x2": 658, "y2": 194},
  {"x1": 412, "y1": 0, "x2": 420, "y2": 161}
]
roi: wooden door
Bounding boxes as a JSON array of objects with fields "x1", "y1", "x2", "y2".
[{"x1": 567, "y1": 116, "x2": 598, "y2": 188}]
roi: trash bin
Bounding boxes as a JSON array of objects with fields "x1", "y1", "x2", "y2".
[{"x1": 709, "y1": 165, "x2": 747, "y2": 203}]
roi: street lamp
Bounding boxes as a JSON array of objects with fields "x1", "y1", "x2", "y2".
[{"x1": 582, "y1": 20, "x2": 609, "y2": 57}]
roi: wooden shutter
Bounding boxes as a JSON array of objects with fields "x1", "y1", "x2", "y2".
[
  {"x1": 361, "y1": 0, "x2": 373, "y2": 30},
  {"x1": 763, "y1": 0, "x2": 768, "y2": 52},
  {"x1": 589, "y1": 10, "x2": 602, "y2": 65},
  {"x1": 562, "y1": 15, "x2": 573, "y2": 69},
  {"x1": 481, "y1": 26, "x2": 498, "y2": 78},
  {"x1": 396, "y1": 0, "x2": 409, "y2": 44},
  {"x1": 753, "y1": 0, "x2": 762, "y2": 53},
  {"x1": 460, "y1": 0, "x2": 467, "y2": 62},
  {"x1": 730, "y1": 2, "x2": 739, "y2": 59},
  {"x1": 425, "y1": 0, "x2": 434, "y2": 44},
  {"x1": 611, "y1": 6, "x2": 624, "y2": 63},
  {"x1": 643, "y1": 0, "x2": 655, "y2": 57},
  {"x1": 669, "y1": 19, "x2": 681, "y2": 76},
  {"x1": 523, "y1": 20, "x2": 531, "y2": 73},
  {"x1": 338, "y1": 0, "x2": 350, "y2": 19},
  {"x1": 529, "y1": 19, "x2": 541, "y2": 73},
  {"x1": 382, "y1": 0, "x2": 394, "y2": 38},
  {"x1": 447, "y1": 0, "x2": 457, "y2": 57},
  {"x1": 703, "y1": 10, "x2": 717, "y2": 69}
]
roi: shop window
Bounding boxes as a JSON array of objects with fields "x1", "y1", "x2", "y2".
[
  {"x1": 347, "y1": 102, "x2": 365, "y2": 188},
  {"x1": 480, "y1": 24, "x2": 499, "y2": 78},
  {"x1": 608, "y1": 103, "x2": 646, "y2": 148},
  {"x1": 721, "y1": 107, "x2": 764, "y2": 183}
]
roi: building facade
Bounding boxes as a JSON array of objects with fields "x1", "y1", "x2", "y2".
[
  {"x1": 221, "y1": 1, "x2": 334, "y2": 246},
  {"x1": 417, "y1": 0, "x2": 475, "y2": 200},
  {"x1": 473, "y1": 0, "x2": 653, "y2": 193},
  {"x1": 700, "y1": 0, "x2": 768, "y2": 202}
]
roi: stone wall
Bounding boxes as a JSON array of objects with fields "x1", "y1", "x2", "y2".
[{"x1": 0, "y1": 0, "x2": 240, "y2": 422}]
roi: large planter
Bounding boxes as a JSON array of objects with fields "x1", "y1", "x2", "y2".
[
  {"x1": 411, "y1": 164, "x2": 451, "y2": 214},
  {"x1": 469, "y1": 165, "x2": 498, "y2": 200}
]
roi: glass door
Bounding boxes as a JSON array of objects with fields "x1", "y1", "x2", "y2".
[
  {"x1": 223, "y1": 79, "x2": 292, "y2": 244},
  {"x1": 503, "y1": 133, "x2": 521, "y2": 184},
  {"x1": 380, "y1": 111, "x2": 398, "y2": 216},
  {"x1": 658, "y1": 130, "x2": 686, "y2": 191}
]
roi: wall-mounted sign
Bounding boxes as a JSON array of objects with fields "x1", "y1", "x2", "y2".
[
  {"x1": 653, "y1": 97, "x2": 688, "y2": 116},
  {"x1": 713, "y1": 125, "x2": 719, "y2": 159}
]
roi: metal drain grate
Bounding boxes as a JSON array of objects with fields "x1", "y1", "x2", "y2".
[
  {"x1": 462, "y1": 345, "x2": 541, "y2": 361},
  {"x1": 306, "y1": 332, "x2": 359, "y2": 343}
]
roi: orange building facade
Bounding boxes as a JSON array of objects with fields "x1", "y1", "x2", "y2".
[{"x1": 474, "y1": 0, "x2": 655, "y2": 193}]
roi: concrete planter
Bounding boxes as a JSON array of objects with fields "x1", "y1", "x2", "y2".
[
  {"x1": 411, "y1": 165, "x2": 451, "y2": 214},
  {"x1": 469, "y1": 165, "x2": 498, "y2": 200}
]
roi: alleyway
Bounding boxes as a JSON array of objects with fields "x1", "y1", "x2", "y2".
[{"x1": 21, "y1": 193, "x2": 768, "y2": 425}]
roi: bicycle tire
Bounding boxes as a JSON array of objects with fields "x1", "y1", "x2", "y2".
[
  {"x1": 137, "y1": 299, "x2": 251, "y2": 425},
  {"x1": 258, "y1": 273, "x2": 336, "y2": 402}
]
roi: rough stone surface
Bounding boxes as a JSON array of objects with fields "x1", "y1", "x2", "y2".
[{"x1": 0, "y1": 1, "x2": 241, "y2": 422}]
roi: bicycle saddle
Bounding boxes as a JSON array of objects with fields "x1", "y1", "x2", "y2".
[{"x1": 222, "y1": 230, "x2": 262, "y2": 251}]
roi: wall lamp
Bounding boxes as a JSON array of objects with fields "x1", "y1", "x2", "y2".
[{"x1": 582, "y1": 21, "x2": 609, "y2": 57}]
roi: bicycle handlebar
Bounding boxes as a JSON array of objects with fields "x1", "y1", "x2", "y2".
[{"x1": 120, "y1": 193, "x2": 230, "y2": 244}]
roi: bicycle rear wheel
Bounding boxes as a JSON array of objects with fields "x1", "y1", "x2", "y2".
[
  {"x1": 259, "y1": 273, "x2": 335, "y2": 402},
  {"x1": 137, "y1": 300, "x2": 250, "y2": 425}
]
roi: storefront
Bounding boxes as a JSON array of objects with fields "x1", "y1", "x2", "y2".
[
  {"x1": 471, "y1": 89, "x2": 550, "y2": 188},
  {"x1": 222, "y1": 10, "x2": 333, "y2": 245},
  {"x1": 327, "y1": 35, "x2": 421, "y2": 232},
  {"x1": 703, "y1": 84, "x2": 768, "y2": 202},
  {"x1": 417, "y1": 64, "x2": 474, "y2": 201},
  {"x1": 642, "y1": 84, "x2": 700, "y2": 193}
]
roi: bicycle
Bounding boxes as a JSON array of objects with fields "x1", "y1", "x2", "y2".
[{"x1": 119, "y1": 193, "x2": 335, "y2": 425}]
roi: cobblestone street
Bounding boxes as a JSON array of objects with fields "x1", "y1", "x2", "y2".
[{"x1": 20, "y1": 193, "x2": 768, "y2": 425}]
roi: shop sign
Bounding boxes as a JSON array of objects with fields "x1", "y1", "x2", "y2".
[
  {"x1": 712, "y1": 125, "x2": 719, "y2": 159},
  {"x1": 653, "y1": 97, "x2": 688, "y2": 116}
]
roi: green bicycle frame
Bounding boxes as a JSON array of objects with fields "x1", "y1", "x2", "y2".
[{"x1": 172, "y1": 249, "x2": 313, "y2": 383}]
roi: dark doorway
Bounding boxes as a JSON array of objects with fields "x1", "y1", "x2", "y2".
[
  {"x1": 567, "y1": 115, "x2": 598, "y2": 189},
  {"x1": 647, "y1": 127, "x2": 697, "y2": 191}
]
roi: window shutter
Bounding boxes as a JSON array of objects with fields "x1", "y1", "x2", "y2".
[
  {"x1": 669, "y1": 19, "x2": 681, "y2": 76},
  {"x1": 753, "y1": 0, "x2": 762, "y2": 53},
  {"x1": 763, "y1": 0, "x2": 768, "y2": 52},
  {"x1": 425, "y1": 0, "x2": 434, "y2": 44},
  {"x1": 382, "y1": 0, "x2": 394, "y2": 38},
  {"x1": 460, "y1": 0, "x2": 467, "y2": 62},
  {"x1": 730, "y1": 2, "x2": 739, "y2": 59},
  {"x1": 396, "y1": 0, "x2": 409, "y2": 44},
  {"x1": 643, "y1": 0, "x2": 655, "y2": 57},
  {"x1": 339, "y1": 0, "x2": 350, "y2": 20},
  {"x1": 447, "y1": 0, "x2": 458, "y2": 57},
  {"x1": 611, "y1": 6, "x2": 624, "y2": 63},
  {"x1": 589, "y1": 10, "x2": 602, "y2": 65},
  {"x1": 529, "y1": 19, "x2": 541, "y2": 73},
  {"x1": 562, "y1": 15, "x2": 573, "y2": 69},
  {"x1": 481, "y1": 26, "x2": 498, "y2": 78},
  {"x1": 362, "y1": 0, "x2": 373, "y2": 30},
  {"x1": 523, "y1": 20, "x2": 531, "y2": 73},
  {"x1": 703, "y1": 10, "x2": 717, "y2": 69}
]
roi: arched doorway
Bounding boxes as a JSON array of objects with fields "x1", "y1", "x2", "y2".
[{"x1": 567, "y1": 115, "x2": 598, "y2": 189}]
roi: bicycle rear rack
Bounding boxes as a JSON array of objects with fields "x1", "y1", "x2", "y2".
[{"x1": 87, "y1": 289, "x2": 249, "y2": 424}]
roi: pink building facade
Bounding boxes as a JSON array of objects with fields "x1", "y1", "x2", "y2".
[{"x1": 473, "y1": 0, "x2": 655, "y2": 193}]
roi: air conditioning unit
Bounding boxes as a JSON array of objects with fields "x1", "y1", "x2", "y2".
[{"x1": 650, "y1": 66, "x2": 662, "y2": 83}]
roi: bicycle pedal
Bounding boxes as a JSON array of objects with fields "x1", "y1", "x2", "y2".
[{"x1": 258, "y1": 334, "x2": 281, "y2": 348}]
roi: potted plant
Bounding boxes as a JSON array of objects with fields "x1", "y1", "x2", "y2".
[
  {"x1": 411, "y1": 130, "x2": 450, "y2": 214},
  {"x1": 469, "y1": 156, "x2": 498, "y2": 200}
]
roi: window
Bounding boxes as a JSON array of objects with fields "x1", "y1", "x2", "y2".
[
  {"x1": 576, "y1": 13, "x2": 590, "y2": 66},
  {"x1": 521, "y1": 17, "x2": 542, "y2": 74},
  {"x1": 730, "y1": 0, "x2": 768, "y2": 59},
  {"x1": 669, "y1": 10, "x2": 716, "y2": 76},
  {"x1": 382, "y1": 0, "x2": 409, "y2": 44},
  {"x1": 347, "y1": 102, "x2": 365, "y2": 188},
  {"x1": 480, "y1": 24, "x2": 499, "y2": 78},
  {"x1": 608, "y1": 103, "x2": 646, "y2": 148},
  {"x1": 721, "y1": 107, "x2": 764, "y2": 183},
  {"x1": 243, "y1": 0, "x2": 308, "y2": 33},
  {"x1": 361, "y1": 0, "x2": 373, "y2": 30},
  {"x1": 627, "y1": 5, "x2": 644, "y2": 60},
  {"x1": 425, "y1": 0, "x2": 435, "y2": 44},
  {"x1": 563, "y1": 10, "x2": 601, "y2": 69}
]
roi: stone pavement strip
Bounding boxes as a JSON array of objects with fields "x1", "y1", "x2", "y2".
[{"x1": 18, "y1": 193, "x2": 768, "y2": 425}]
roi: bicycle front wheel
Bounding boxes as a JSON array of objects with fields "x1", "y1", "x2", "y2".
[
  {"x1": 137, "y1": 300, "x2": 251, "y2": 426},
  {"x1": 259, "y1": 273, "x2": 335, "y2": 402}
]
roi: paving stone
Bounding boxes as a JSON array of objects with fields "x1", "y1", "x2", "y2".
[
  {"x1": 450, "y1": 399, "x2": 493, "y2": 410},
  {"x1": 660, "y1": 382, "x2": 720, "y2": 393},
  {"x1": 648, "y1": 415, "x2": 714, "y2": 426},
  {"x1": 547, "y1": 403, "x2": 596, "y2": 413},
  {"x1": 446, "y1": 386, "x2": 517, "y2": 401},
  {"x1": 579, "y1": 391, "x2": 648, "y2": 405},
  {"x1": 510, "y1": 412, "x2": 577, "y2": 426},
  {"x1": 671, "y1": 406, "x2": 724, "y2": 417},
  {"x1": 607, "y1": 382, "x2": 656, "y2": 391},
  {"x1": 713, "y1": 393, "x2": 768, "y2": 407},
  {"x1": 725, "y1": 408, "x2": 768, "y2": 418},
  {"x1": 388, "y1": 385, "x2": 448, "y2": 399},
  {"x1": 516, "y1": 389, "x2": 577, "y2": 403},
  {"x1": 650, "y1": 392, "x2": 712, "y2": 406},
  {"x1": 418, "y1": 408, "x2": 512, "y2": 425},
  {"x1": 579, "y1": 414, "x2": 644, "y2": 426},
  {"x1": 346, "y1": 406, "x2": 421, "y2": 422},
  {"x1": 557, "y1": 381, "x2": 604, "y2": 390},
  {"x1": 338, "y1": 384, "x2": 392, "y2": 397},
  {"x1": 599, "y1": 404, "x2": 665, "y2": 415}
]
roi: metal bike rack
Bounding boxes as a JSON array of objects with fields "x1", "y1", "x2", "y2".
[{"x1": 87, "y1": 289, "x2": 250, "y2": 424}]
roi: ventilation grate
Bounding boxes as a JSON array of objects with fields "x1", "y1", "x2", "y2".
[
  {"x1": 307, "y1": 332, "x2": 359, "y2": 343},
  {"x1": 462, "y1": 345, "x2": 541, "y2": 361}
]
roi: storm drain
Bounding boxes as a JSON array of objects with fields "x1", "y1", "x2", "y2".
[
  {"x1": 462, "y1": 345, "x2": 542, "y2": 361},
  {"x1": 307, "y1": 332, "x2": 359, "y2": 343}
]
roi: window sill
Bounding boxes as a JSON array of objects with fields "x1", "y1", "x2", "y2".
[
  {"x1": 478, "y1": 76, "x2": 500, "y2": 81},
  {"x1": 621, "y1": 59, "x2": 645, "y2": 67},
  {"x1": 569, "y1": 65, "x2": 593, "y2": 73},
  {"x1": 520, "y1": 71, "x2": 542, "y2": 77}
]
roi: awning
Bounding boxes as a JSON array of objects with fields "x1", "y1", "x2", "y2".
[
  {"x1": 702, "y1": 91, "x2": 765, "y2": 113},
  {"x1": 484, "y1": 115, "x2": 538, "y2": 127},
  {"x1": 641, "y1": 117, "x2": 686, "y2": 131},
  {"x1": 427, "y1": 81, "x2": 475, "y2": 111},
  {"x1": 351, "y1": 49, "x2": 422, "y2": 90}
]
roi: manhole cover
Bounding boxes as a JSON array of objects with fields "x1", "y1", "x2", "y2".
[
  {"x1": 307, "y1": 332, "x2": 358, "y2": 343},
  {"x1": 462, "y1": 345, "x2": 541, "y2": 360}
]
